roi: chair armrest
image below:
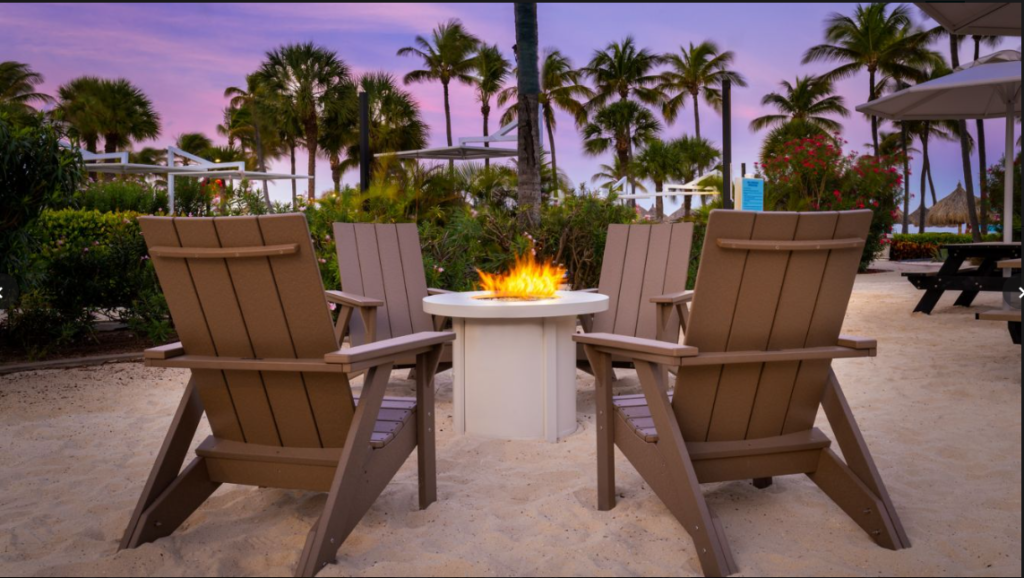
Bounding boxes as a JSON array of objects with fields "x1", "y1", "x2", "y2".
[
  {"x1": 325, "y1": 332, "x2": 455, "y2": 370},
  {"x1": 144, "y1": 342, "x2": 185, "y2": 360},
  {"x1": 837, "y1": 336, "x2": 877, "y2": 351},
  {"x1": 574, "y1": 333, "x2": 699, "y2": 360},
  {"x1": 651, "y1": 290, "x2": 694, "y2": 305},
  {"x1": 325, "y1": 290, "x2": 383, "y2": 309},
  {"x1": 578, "y1": 288, "x2": 600, "y2": 294},
  {"x1": 428, "y1": 288, "x2": 453, "y2": 296}
]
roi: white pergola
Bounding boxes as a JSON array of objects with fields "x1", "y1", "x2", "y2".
[
  {"x1": 75, "y1": 146, "x2": 311, "y2": 212},
  {"x1": 610, "y1": 171, "x2": 723, "y2": 202}
]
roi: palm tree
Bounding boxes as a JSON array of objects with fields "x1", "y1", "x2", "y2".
[
  {"x1": 471, "y1": 44, "x2": 511, "y2": 169},
  {"x1": 174, "y1": 132, "x2": 213, "y2": 160},
  {"x1": 803, "y1": 3, "x2": 939, "y2": 155},
  {"x1": 258, "y1": 43, "x2": 352, "y2": 200},
  {"x1": 326, "y1": 72, "x2": 428, "y2": 191},
  {"x1": 750, "y1": 75, "x2": 849, "y2": 134},
  {"x1": 397, "y1": 19, "x2": 480, "y2": 155},
  {"x1": 0, "y1": 61, "x2": 53, "y2": 119},
  {"x1": 659, "y1": 40, "x2": 747, "y2": 140},
  {"x1": 226, "y1": 73, "x2": 283, "y2": 206},
  {"x1": 497, "y1": 50, "x2": 593, "y2": 199},
  {"x1": 93, "y1": 78, "x2": 161, "y2": 154},
  {"x1": 636, "y1": 138, "x2": 683, "y2": 220},
  {"x1": 972, "y1": 35, "x2": 1001, "y2": 230},
  {"x1": 584, "y1": 36, "x2": 663, "y2": 109},
  {"x1": 514, "y1": 3, "x2": 543, "y2": 227},
  {"x1": 583, "y1": 100, "x2": 662, "y2": 208},
  {"x1": 55, "y1": 76, "x2": 106, "y2": 152},
  {"x1": 671, "y1": 135, "x2": 721, "y2": 218},
  {"x1": 591, "y1": 157, "x2": 645, "y2": 195}
]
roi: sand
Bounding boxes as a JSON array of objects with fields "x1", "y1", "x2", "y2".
[{"x1": 1, "y1": 272, "x2": 1020, "y2": 577}]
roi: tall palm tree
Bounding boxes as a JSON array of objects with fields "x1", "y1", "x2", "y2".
[
  {"x1": 591, "y1": 157, "x2": 646, "y2": 194},
  {"x1": 327, "y1": 72, "x2": 428, "y2": 191},
  {"x1": 636, "y1": 138, "x2": 683, "y2": 220},
  {"x1": 671, "y1": 134, "x2": 721, "y2": 217},
  {"x1": 471, "y1": 44, "x2": 510, "y2": 169},
  {"x1": 497, "y1": 50, "x2": 593, "y2": 199},
  {"x1": 972, "y1": 35, "x2": 1001, "y2": 230},
  {"x1": 583, "y1": 100, "x2": 662, "y2": 207},
  {"x1": 226, "y1": 73, "x2": 282, "y2": 206},
  {"x1": 397, "y1": 19, "x2": 480, "y2": 155},
  {"x1": 93, "y1": 78, "x2": 161, "y2": 154},
  {"x1": 514, "y1": 3, "x2": 543, "y2": 227},
  {"x1": 55, "y1": 76, "x2": 106, "y2": 152},
  {"x1": 258, "y1": 43, "x2": 352, "y2": 200},
  {"x1": 803, "y1": 3, "x2": 939, "y2": 155},
  {"x1": 0, "y1": 61, "x2": 53, "y2": 118},
  {"x1": 750, "y1": 75, "x2": 849, "y2": 134},
  {"x1": 659, "y1": 40, "x2": 747, "y2": 140}
]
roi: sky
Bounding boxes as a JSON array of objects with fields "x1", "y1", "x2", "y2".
[{"x1": 2, "y1": 2, "x2": 1020, "y2": 215}]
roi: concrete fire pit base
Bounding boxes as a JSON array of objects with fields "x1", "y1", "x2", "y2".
[{"x1": 423, "y1": 291, "x2": 609, "y2": 442}]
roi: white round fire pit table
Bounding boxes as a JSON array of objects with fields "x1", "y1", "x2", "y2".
[{"x1": 423, "y1": 291, "x2": 609, "y2": 442}]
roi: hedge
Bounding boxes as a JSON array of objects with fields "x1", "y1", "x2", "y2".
[{"x1": 890, "y1": 233, "x2": 1003, "y2": 261}]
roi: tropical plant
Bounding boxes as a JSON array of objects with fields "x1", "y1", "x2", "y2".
[
  {"x1": 174, "y1": 132, "x2": 213, "y2": 160},
  {"x1": 582, "y1": 100, "x2": 662, "y2": 187},
  {"x1": 584, "y1": 36, "x2": 664, "y2": 109},
  {"x1": 0, "y1": 62, "x2": 53, "y2": 120},
  {"x1": 397, "y1": 19, "x2": 481, "y2": 153},
  {"x1": 750, "y1": 75, "x2": 849, "y2": 134},
  {"x1": 54, "y1": 76, "x2": 106, "y2": 153},
  {"x1": 225, "y1": 74, "x2": 280, "y2": 206},
  {"x1": 803, "y1": 3, "x2": 939, "y2": 155},
  {"x1": 471, "y1": 44, "x2": 511, "y2": 169},
  {"x1": 972, "y1": 35, "x2": 1002, "y2": 230},
  {"x1": 258, "y1": 42, "x2": 352, "y2": 200},
  {"x1": 93, "y1": 78, "x2": 162, "y2": 154},
  {"x1": 671, "y1": 134, "x2": 721, "y2": 217},
  {"x1": 498, "y1": 49, "x2": 593, "y2": 199},
  {"x1": 635, "y1": 138, "x2": 683, "y2": 220},
  {"x1": 659, "y1": 40, "x2": 747, "y2": 140},
  {"x1": 514, "y1": 3, "x2": 543, "y2": 227},
  {"x1": 591, "y1": 157, "x2": 643, "y2": 194}
]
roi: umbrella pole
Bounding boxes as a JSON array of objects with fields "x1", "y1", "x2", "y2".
[{"x1": 1005, "y1": 105, "x2": 1015, "y2": 245}]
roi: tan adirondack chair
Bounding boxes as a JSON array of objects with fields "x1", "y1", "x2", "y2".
[
  {"x1": 576, "y1": 210, "x2": 910, "y2": 577},
  {"x1": 332, "y1": 223, "x2": 453, "y2": 369},
  {"x1": 120, "y1": 215, "x2": 454, "y2": 578},
  {"x1": 578, "y1": 222, "x2": 695, "y2": 375}
]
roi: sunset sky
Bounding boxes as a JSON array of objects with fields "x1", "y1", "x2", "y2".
[{"x1": 2, "y1": 2, "x2": 1019, "y2": 212}]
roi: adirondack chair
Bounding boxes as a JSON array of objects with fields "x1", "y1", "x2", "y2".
[
  {"x1": 578, "y1": 223, "x2": 695, "y2": 375},
  {"x1": 576, "y1": 210, "x2": 910, "y2": 577},
  {"x1": 120, "y1": 215, "x2": 455, "y2": 578},
  {"x1": 332, "y1": 223, "x2": 452, "y2": 370}
]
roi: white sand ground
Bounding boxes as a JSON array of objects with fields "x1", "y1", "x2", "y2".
[{"x1": 0, "y1": 272, "x2": 1020, "y2": 577}]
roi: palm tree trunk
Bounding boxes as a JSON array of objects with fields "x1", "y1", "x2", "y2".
[
  {"x1": 950, "y1": 34, "x2": 982, "y2": 242},
  {"x1": 869, "y1": 69, "x2": 879, "y2": 157},
  {"x1": 927, "y1": 164, "x2": 937, "y2": 205},
  {"x1": 482, "y1": 102, "x2": 490, "y2": 170},
  {"x1": 305, "y1": 119, "x2": 318, "y2": 201},
  {"x1": 655, "y1": 181, "x2": 665, "y2": 221},
  {"x1": 919, "y1": 130, "x2": 929, "y2": 233},
  {"x1": 331, "y1": 153, "x2": 342, "y2": 193},
  {"x1": 901, "y1": 125, "x2": 910, "y2": 234},
  {"x1": 290, "y1": 143, "x2": 297, "y2": 207},
  {"x1": 545, "y1": 109, "x2": 559, "y2": 200},
  {"x1": 975, "y1": 38, "x2": 989, "y2": 231},
  {"x1": 443, "y1": 80, "x2": 454, "y2": 173},
  {"x1": 515, "y1": 2, "x2": 542, "y2": 228},
  {"x1": 692, "y1": 93, "x2": 702, "y2": 140},
  {"x1": 254, "y1": 123, "x2": 271, "y2": 211}
]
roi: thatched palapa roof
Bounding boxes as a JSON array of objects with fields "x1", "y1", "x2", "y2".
[{"x1": 906, "y1": 183, "x2": 980, "y2": 227}]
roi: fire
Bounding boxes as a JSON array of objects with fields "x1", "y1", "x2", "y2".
[{"x1": 477, "y1": 253, "x2": 566, "y2": 301}]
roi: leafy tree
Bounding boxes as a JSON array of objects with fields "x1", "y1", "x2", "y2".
[
  {"x1": 636, "y1": 138, "x2": 683, "y2": 220},
  {"x1": 471, "y1": 44, "x2": 511, "y2": 169},
  {"x1": 750, "y1": 75, "x2": 848, "y2": 134},
  {"x1": 0, "y1": 62, "x2": 54, "y2": 122},
  {"x1": 582, "y1": 100, "x2": 662, "y2": 190},
  {"x1": 659, "y1": 40, "x2": 747, "y2": 140}
]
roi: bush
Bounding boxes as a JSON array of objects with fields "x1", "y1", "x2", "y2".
[
  {"x1": 75, "y1": 178, "x2": 168, "y2": 214},
  {"x1": 890, "y1": 233, "x2": 1003, "y2": 261}
]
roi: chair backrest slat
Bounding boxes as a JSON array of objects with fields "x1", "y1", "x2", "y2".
[
  {"x1": 674, "y1": 211, "x2": 871, "y2": 443},
  {"x1": 594, "y1": 223, "x2": 694, "y2": 340},
  {"x1": 335, "y1": 223, "x2": 434, "y2": 344},
  {"x1": 141, "y1": 215, "x2": 354, "y2": 450}
]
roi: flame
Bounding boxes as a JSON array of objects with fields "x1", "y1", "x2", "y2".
[{"x1": 477, "y1": 253, "x2": 566, "y2": 301}]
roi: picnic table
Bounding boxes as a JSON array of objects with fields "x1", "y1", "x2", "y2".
[{"x1": 904, "y1": 242, "x2": 1021, "y2": 315}]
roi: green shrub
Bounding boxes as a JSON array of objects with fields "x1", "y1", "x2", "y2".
[
  {"x1": 890, "y1": 233, "x2": 1002, "y2": 261},
  {"x1": 75, "y1": 178, "x2": 168, "y2": 214}
]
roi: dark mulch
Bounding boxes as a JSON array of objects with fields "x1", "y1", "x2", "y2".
[{"x1": 0, "y1": 329, "x2": 174, "y2": 367}]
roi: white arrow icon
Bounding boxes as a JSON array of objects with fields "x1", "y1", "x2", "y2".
[{"x1": 1019, "y1": 287, "x2": 1024, "y2": 300}]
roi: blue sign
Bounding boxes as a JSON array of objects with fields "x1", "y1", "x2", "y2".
[{"x1": 741, "y1": 179, "x2": 764, "y2": 212}]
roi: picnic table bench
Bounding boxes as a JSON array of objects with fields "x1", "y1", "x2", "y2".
[
  {"x1": 975, "y1": 259, "x2": 1022, "y2": 345},
  {"x1": 903, "y1": 243, "x2": 1021, "y2": 315}
]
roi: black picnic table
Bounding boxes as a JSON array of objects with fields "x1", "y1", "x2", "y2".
[{"x1": 903, "y1": 242, "x2": 1021, "y2": 315}]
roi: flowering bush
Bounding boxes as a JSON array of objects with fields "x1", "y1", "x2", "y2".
[{"x1": 761, "y1": 134, "x2": 904, "y2": 271}]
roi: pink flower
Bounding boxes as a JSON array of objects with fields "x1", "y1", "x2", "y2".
[{"x1": 328, "y1": 302, "x2": 337, "y2": 312}]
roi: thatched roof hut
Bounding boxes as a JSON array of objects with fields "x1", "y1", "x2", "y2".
[{"x1": 906, "y1": 183, "x2": 981, "y2": 234}]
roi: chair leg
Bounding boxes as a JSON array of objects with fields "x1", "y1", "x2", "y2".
[
  {"x1": 124, "y1": 458, "x2": 220, "y2": 548},
  {"x1": 752, "y1": 478, "x2": 773, "y2": 490},
  {"x1": 416, "y1": 347, "x2": 443, "y2": 510},
  {"x1": 585, "y1": 345, "x2": 617, "y2": 511},
  {"x1": 120, "y1": 377, "x2": 206, "y2": 550},
  {"x1": 1009, "y1": 322, "x2": 1021, "y2": 345},
  {"x1": 816, "y1": 371, "x2": 910, "y2": 550},
  {"x1": 295, "y1": 364, "x2": 394, "y2": 578}
]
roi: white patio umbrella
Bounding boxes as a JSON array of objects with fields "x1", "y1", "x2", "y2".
[
  {"x1": 916, "y1": 2, "x2": 1022, "y2": 37},
  {"x1": 857, "y1": 57, "x2": 1021, "y2": 244}
]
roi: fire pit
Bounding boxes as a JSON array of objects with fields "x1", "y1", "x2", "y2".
[{"x1": 423, "y1": 257, "x2": 608, "y2": 442}]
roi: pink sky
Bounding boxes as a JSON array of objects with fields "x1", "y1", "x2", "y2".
[{"x1": 2, "y1": 2, "x2": 1018, "y2": 213}]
